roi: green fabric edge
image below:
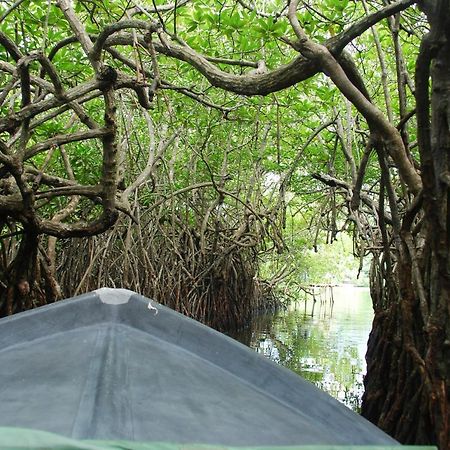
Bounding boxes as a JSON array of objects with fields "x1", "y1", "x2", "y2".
[{"x1": 0, "y1": 428, "x2": 437, "y2": 450}]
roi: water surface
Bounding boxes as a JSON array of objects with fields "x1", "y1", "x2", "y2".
[{"x1": 231, "y1": 286, "x2": 373, "y2": 412}]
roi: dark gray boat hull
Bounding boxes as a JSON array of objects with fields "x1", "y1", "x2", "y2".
[{"x1": 0, "y1": 289, "x2": 398, "y2": 445}]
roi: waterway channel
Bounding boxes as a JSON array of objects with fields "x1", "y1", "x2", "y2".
[{"x1": 230, "y1": 285, "x2": 373, "y2": 412}]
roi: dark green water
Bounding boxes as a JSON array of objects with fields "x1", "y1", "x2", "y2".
[{"x1": 231, "y1": 286, "x2": 373, "y2": 412}]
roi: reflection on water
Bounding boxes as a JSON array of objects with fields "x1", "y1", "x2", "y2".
[{"x1": 231, "y1": 286, "x2": 373, "y2": 412}]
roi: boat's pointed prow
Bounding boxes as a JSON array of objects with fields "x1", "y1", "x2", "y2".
[{"x1": 0, "y1": 289, "x2": 401, "y2": 447}]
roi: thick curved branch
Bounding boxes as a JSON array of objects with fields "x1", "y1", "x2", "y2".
[
  {"x1": 25, "y1": 128, "x2": 110, "y2": 159},
  {"x1": 152, "y1": 38, "x2": 317, "y2": 95},
  {"x1": 36, "y1": 215, "x2": 118, "y2": 238}
]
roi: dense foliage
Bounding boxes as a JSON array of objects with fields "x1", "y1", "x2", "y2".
[{"x1": 0, "y1": 0, "x2": 449, "y2": 448}]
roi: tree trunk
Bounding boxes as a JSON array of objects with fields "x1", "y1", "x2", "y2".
[
  {"x1": 0, "y1": 229, "x2": 60, "y2": 317},
  {"x1": 0, "y1": 229, "x2": 39, "y2": 315},
  {"x1": 362, "y1": 2, "x2": 450, "y2": 448}
]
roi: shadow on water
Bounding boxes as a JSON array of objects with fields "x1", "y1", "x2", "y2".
[{"x1": 230, "y1": 286, "x2": 373, "y2": 412}]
